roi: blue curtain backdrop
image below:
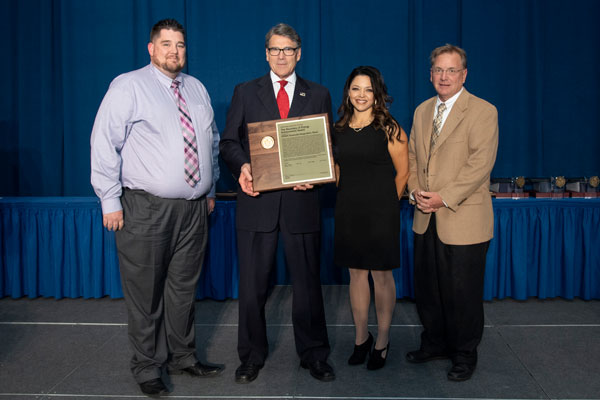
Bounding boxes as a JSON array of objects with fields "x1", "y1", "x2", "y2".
[{"x1": 1, "y1": 0, "x2": 599, "y2": 196}]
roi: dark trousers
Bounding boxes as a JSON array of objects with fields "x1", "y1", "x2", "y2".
[
  {"x1": 413, "y1": 214, "x2": 489, "y2": 366},
  {"x1": 115, "y1": 189, "x2": 208, "y2": 383},
  {"x1": 236, "y1": 214, "x2": 330, "y2": 365}
]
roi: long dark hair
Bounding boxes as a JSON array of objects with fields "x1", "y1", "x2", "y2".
[{"x1": 335, "y1": 66, "x2": 403, "y2": 142}]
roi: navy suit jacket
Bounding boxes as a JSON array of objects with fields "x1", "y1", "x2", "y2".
[{"x1": 219, "y1": 73, "x2": 333, "y2": 233}]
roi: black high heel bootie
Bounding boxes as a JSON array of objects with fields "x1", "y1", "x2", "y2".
[
  {"x1": 367, "y1": 342, "x2": 390, "y2": 370},
  {"x1": 348, "y1": 332, "x2": 374, "y2": 365}
]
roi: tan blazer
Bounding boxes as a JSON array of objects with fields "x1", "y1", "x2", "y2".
[{"x1": 407, "y1": 89, "x2": 499, "y2": 245}]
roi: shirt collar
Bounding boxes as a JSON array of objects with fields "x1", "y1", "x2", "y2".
[
  {"x1": 150, "y1": 63, "x2": 183, "y2": 89},
  {"x1": 270, "y1": 70, "x2": 296, "y2": 87},
  {"x1": 436, "y1": 87, "x2": 463, "y2": 109}
]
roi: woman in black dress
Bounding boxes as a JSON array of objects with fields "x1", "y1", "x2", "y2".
[{"x1": 334, "y1": 66, "x2": 409, "y2": 370}]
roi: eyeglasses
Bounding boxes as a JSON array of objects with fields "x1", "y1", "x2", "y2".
[
  {"x1": 431, "y1": 68, "x2": 464, "y2": 76},
  {"x1": 268, "y1": 47, "x2": 298, "y2": 56}
]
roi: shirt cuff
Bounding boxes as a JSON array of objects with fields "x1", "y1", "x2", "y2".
[{"x1": 100, "y1": 197, "x2": 123, "y2": 215}]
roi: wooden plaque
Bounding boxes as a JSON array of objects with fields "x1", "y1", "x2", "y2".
[{"x1": 247, "y1": 113, "x2": 336, "y2": 192}]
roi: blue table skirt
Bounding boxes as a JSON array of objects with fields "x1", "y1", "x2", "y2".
[{"x1": 1, "y1": 197, "x2": 599, "y2": 300}]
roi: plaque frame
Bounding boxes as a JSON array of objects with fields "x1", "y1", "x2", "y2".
[{"x1": 247, "y1": 113, "x2": 336, "y2": 192}]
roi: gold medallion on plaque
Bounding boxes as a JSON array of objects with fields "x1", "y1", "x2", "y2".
[
  {"x1": 589, "y1": 176, "x2": 599, "y2": 188},
  {"x1": 261, "y1": 136, "x2": 275, "y2": 150},
  {"x1": 555, "y1": 176, "x2": 566, "y2": 188}
]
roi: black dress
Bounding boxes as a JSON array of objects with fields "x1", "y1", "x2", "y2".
[{"x1": 334, "y1": 123, "x2": 400, "y2": 270}]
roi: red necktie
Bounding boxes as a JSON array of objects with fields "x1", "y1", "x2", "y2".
[{"x1": 277, "y1": 80, "x2": 289, "y2": 119}]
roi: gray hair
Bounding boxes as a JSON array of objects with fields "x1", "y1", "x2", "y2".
[
  {"x1": 430, "y1": 44, "x2": 467, "y2": 69},
  {"x1": 265, "y1": 23, "x2": 301, "y2": 48}
]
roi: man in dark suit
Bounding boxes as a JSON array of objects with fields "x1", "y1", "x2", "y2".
[
  {"x1": 219, "y1": 23, "x2": 334, "y2": 384},
  {"x1": 406, "y1": 44, "x2": 498, "y2": 382}
]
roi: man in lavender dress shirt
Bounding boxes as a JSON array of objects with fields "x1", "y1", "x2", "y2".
[{"x1": 90, "y1": 19, "x2": 221, "y2": 396}]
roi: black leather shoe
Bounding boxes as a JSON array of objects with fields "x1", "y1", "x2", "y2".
[
  {"x1": 367, "y1": 342, "x2": 389, "y2": 370},
  {"x1": 348, "y1": 332, "x2": 373, "y2": 365},
  {"x1": 406, "y1": 349, "x2": 449, "y2": 364},
  {"x1": 168, "y1": 361, "x2": 223, "y2": 377},
  {"x1": 139, "y1": 378, "x2": 168, "y2": 396},
  {"x1": 300, "y1": 360, "x2": 335, "y2": 382},
  {"x1": 235, "y1": 362, "x2": 262, "y2": 384},
  {"x1": 447, "y1": 363, "x2": 475, "y2": 381}
]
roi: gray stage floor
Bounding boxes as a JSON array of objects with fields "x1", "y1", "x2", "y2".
[{"x1": 0, "y1": 285, "x2": 599, "y2": 400}]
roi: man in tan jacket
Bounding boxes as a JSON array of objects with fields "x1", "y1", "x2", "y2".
[{"x1": 406, "y1": 44, "x2": 498, "y2": 382}]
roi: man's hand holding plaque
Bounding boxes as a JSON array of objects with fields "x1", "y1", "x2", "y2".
[
  {"x1": 239, "y1": 163, "x2": 316, "y2": 196},
  {"x1": 293, "y1": 183, "x2": 314, "y2": 191},
  {"x1": 238, "y1": 163, "x2": 259, "y2": 197}
]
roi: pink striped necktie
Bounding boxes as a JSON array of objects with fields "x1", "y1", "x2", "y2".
[{"x1": 171, "y1": 80, "x2": 200, "y2": 187}]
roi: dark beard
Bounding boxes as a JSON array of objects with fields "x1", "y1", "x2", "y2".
[{"x1": 161, "y1": 60, "x2": 184, "y2": 74}]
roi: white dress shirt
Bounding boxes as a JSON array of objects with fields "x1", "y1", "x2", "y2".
[
  {"x1": 434, "y1": 87, "x2": 464, "y2": 130},
  {"x1": 270, "y1": 70, "x2": 296, "y2": 108}
]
